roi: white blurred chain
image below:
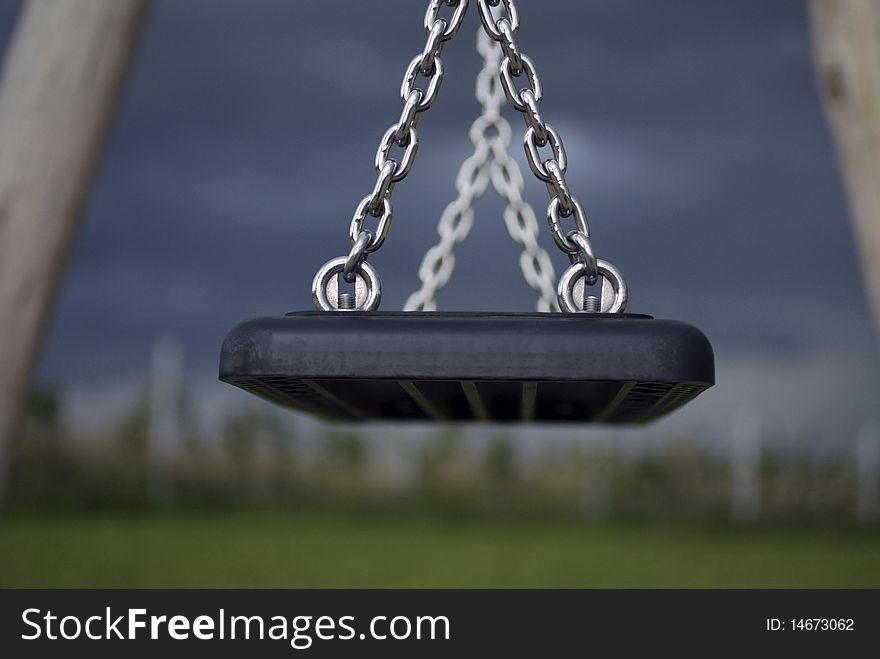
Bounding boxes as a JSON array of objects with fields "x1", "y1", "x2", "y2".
[
  {"x1": 473, "y1": 0, "x2": 627, "y2": 313},
  {"x1": 405, "y1": 29, "x2": 557, "y2": 311}
]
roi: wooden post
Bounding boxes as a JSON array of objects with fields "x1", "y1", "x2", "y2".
[
  {"x1": 809, "y1": 0, "x2": 880, "y2": 341},
  {"x1": 0, "y1": 0, "x2": 151, "y2": 494}
]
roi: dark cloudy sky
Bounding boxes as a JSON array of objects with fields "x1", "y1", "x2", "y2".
[{"x1": 2, "y1": 0, "x2": 878, "y2": 447}]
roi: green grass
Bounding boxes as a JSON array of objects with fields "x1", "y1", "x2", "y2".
[{"x1": 1, "y1": 509, "x2": 879, "y2": 588}]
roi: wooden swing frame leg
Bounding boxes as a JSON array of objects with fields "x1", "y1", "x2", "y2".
[
  {"x1": 0, "y1": 0, "x2": 151, "y2": 499},
  {"x1": 809, "y1": 0, "x2": 880, "y2": 345}
]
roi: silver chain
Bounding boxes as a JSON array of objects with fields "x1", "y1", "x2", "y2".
[
  {"x1": 313, "y1": 1, "x2": 470, "y2": 311},
  {"x1": 314, "y1": 0, "x2": 627, "y2": 313},
  {"x1": 476, "y1": 0, "x2": 627, "y2": 313},
  {"x1": 405, "y1": 30, "x2": 558, "y2": 312}
]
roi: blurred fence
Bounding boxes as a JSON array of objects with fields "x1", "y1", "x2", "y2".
[{"x1": 5, "y1": 385, "x2": 876, "y2": 529}]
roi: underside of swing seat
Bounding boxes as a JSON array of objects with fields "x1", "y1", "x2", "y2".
[{"x1": 219, "y1": 312, "x2": 714, "y2": 424}]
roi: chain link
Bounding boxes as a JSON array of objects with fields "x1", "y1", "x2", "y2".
[
  {"x1": 477, "y1": 0, "x2": 603, "y2": 294},
  {"x1": 405, "y1": 29, "x2": 558, "y2": 312},
  {"x1": 314, "y1": 0, "x2": 470, "y2": 307},
  {"x1": 477, "y1": 0, "x2": 519, "y2": 41}
]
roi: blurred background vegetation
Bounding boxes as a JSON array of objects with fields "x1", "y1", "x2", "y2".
[{"x1": 2, "y1": 384, "x2": 878, "y2": 588}]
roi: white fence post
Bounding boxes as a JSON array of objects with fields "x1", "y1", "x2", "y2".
[
  {"x1": 857, "y1": 420, "x2": 880, "y2": 524},
  {"x1": 580, "y1": 434, "x2": 613, "y2": 520},
  {"x1": 731, "y1": 409, "x2": 762, "y2": 522},
  {"x1": 149, "y1": 336, "x2": 182, "y2": 503}
]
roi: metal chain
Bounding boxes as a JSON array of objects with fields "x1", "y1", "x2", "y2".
[
  {"x1": 405, "y1": 30, "x2": 558, "y2": 312},
  {"x1": 476, "y1": 0, "x2": 627, "y2": 313},
  {"x1": 314, "y1": 0, "x2": 626, "y2": 313},
  {"x1": 313, "y1": 0, "x2": 470, "y2": 311}
]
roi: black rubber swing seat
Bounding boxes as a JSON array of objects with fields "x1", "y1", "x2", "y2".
[{"x1": 219, "y1": 312, "x2": 714, "y2": 424}]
